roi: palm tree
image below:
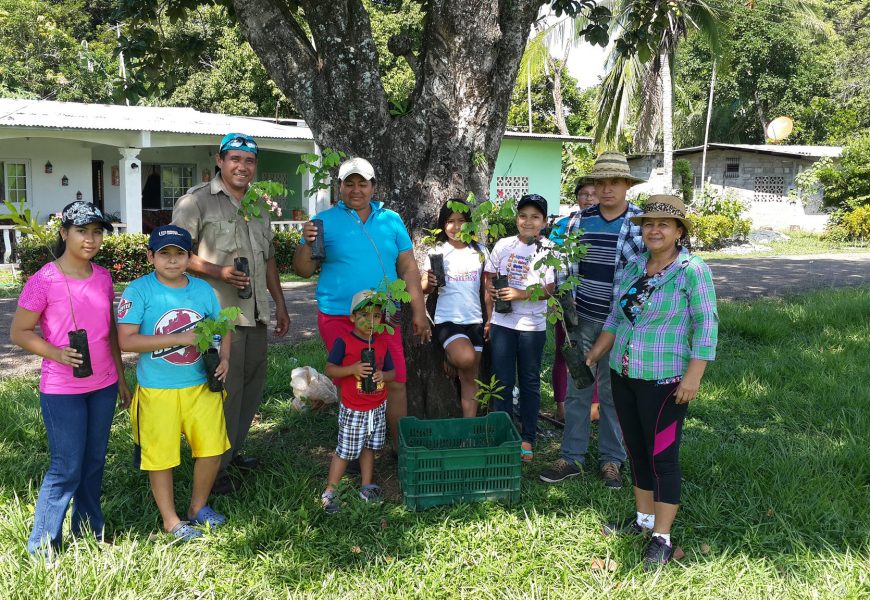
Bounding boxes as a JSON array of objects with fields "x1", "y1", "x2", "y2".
[{"x1": 595, "y1": 0, "x2": 721, "y2": 188}]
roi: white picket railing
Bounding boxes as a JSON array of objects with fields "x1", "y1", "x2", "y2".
[{"x1": 271, "y1": 220, "x2": 306, "y2": 232}]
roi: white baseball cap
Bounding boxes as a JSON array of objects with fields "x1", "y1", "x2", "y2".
[{"x1": 338, "y1": 157, "x2": 376, "y2": 181}]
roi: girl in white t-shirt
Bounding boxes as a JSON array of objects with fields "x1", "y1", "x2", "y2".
[
  {"x1": 421, "y1": 200, "x2": 491, "y2": 417},
  {"x1": 484, "y1": 194, "x2": 555, "y2": 462}
]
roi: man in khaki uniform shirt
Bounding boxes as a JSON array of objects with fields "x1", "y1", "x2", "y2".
[{"x1": 173, "y1": 132, "x2": 290, "y2": 494}]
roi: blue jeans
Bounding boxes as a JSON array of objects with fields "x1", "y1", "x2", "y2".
[
  {"x1": 489, "y1": 324, "x2": 546, "y2": 444},
  {"x1": 27, "y1": 383, "x2": 118, "y2": 556},
  {"x1": 561, "y1": 318, "x2": 626, "y2": 466}
]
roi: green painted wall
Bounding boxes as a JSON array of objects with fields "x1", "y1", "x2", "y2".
[
  {"x1": 489, "y1": 138, "x2": 562, "y2": 216},
  {"x1": 257, "y1": 151, "x2": 304, "y2": 214}
]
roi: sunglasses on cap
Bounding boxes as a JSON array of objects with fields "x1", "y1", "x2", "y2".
[{"x1": 221, "y1": 136, "x2": 258, "y2": 153}]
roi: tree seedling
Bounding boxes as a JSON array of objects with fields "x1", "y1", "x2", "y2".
[{"x1": 194, "y1": 307, "x2": 242, "y2": 392}]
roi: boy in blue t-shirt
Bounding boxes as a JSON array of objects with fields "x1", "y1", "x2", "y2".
[{"x1": 117, "y1": 225, "x2": 231, "y2": 541}]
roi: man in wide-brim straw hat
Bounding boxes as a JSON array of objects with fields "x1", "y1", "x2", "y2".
[{"x1": 540, "y1": 151, "x2": 647, "y2": 490}]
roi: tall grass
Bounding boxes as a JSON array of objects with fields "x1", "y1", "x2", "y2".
[{"x1": 0, "y1": 288, "x2": 867, "y2": 598}]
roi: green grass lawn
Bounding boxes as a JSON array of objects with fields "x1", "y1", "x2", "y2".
[
  {"x1": 697, "y1": 231, "x2": 869, "y2": 260},
  {"x1": 0, "y1": 288, "x2": 868, "y2": 598}
]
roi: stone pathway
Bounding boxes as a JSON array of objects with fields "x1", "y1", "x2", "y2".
[{"x1": 1, "y1": 253, "x2": 868, "y2": 377}]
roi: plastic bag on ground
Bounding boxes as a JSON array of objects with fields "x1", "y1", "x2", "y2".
[{"x1": 291, "y1": 366, "x2": 338, "y2": 411}]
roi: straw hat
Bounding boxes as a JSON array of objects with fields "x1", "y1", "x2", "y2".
[
  {"x1": 586, "y1": 152, "x2": 646, "y2": 185},
  {"x1": 629, "y1": 194, "x2": 691, "y2": 232}
]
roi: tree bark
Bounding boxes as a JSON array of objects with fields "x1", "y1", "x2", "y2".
[{"x1": 232, "y1": 0, "x2": 545, "y2": 417}]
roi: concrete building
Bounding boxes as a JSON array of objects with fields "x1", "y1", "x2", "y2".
[{"x1": 627, "y1": 143, "x2": 842, "y2": 231}]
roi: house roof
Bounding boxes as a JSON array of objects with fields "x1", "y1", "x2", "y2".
[
  {"x1": 0, "y1": 98, "x2": 593, "y2": 145},
  {"x1": 0, "y1": 98, "x2": 313, "y2": 140},
  {"x1": 503, "y1": 130, "x2": 592, "y2": 143},
  {"x1": 628, "y1": 143, "x2": 843, "y2": 160},
  {"x1": 674, "y1": 143, "x2": 842, "y2": 159}
]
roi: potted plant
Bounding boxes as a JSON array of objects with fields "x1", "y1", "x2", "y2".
[
  {"x1": 526, "y1": 228, "x2": 594, "y2": 389},
  {"x1": 295, "y1": 148, "x2": 346, "y2": 263},
  {"x1": 235, "y1": 180, "x2": 290, "y2": 298},
  {"x1": 194, "y1": 307, "x2": 242, "y2": 392},
  {"x1": 356, "y1": 278, "x2": 411, "y2": 393}
]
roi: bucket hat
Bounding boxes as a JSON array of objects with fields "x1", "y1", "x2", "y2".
[
  {"x1": 586, "y1": 152, "x2": 646, "y2": 185},
  {"x1": 629, "y1": 194, "x2": 691, "y2": 232}
]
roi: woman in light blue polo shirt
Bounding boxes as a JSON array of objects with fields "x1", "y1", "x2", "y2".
[{"x1": 293, "y1": 157, "x2": 430, "y2": 450}]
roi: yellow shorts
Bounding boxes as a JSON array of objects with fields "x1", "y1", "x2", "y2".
[{"x1": 131, "y1": 383, "x2": 231, "y2": 471}]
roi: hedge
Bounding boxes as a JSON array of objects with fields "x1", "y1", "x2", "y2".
[{"x1": 16, "y1": 228, "x2": 304, "y2": 282}]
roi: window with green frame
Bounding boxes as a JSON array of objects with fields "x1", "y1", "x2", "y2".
[
  {"x1": 160, "y1": 164, "x2": 195, "y2": 209},
  {"x1": 0, "y1": 160, "x2": 29, "y2": 202}
]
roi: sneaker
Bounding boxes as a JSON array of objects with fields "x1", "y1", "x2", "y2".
[
  {"x1": 601, "y1": 462, "x2": 623, "y2": 489},
  {"x1": 643, "y1": 535, "x2": 674, "y2": 571},
  {"x1": 602, "y1": 517, "x2": 649, "y2": 537},
  {"x1": 359, "y1": 484, "x2": 382, "y2": 503},
  {"x1": 539, "y1": 458, "x2": 583, "y2": 483},
  {"x1": 321, "y1": 490, "x2": 340, "y2": 514}
]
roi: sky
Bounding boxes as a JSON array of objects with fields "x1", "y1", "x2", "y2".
[{"x1": 539, "y1": 13, "x2": 608, "y2": 90}]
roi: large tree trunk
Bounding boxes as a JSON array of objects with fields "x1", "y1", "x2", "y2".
[
  {"x1": 233, "y1": 0, "x2": 543, "y2": 417},
  {"x1": 660, "y1": 48, "x2": 674, "y2": 190}
]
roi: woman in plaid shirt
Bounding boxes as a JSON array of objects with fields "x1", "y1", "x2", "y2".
[{"x1": 585, "y1": 194, "x2": 718, "y2": 571}]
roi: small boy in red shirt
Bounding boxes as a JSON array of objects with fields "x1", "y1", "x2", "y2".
[{"x1": 321, "y1": 290, "x2": 395, "y2": 513}]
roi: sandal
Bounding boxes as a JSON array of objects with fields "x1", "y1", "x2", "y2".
[
  {"x1": 169, "y1": 521, "x2": 203, "y2": 542},
  {"x1": 521, "y1": 442, "x2": 534, "y2": 463},
  {"x1": 359, "y1": 484, "x2": 383, "y2": 503},
  {"x1": 188, "y1": 505, "x2": 227, "y2": 528}
]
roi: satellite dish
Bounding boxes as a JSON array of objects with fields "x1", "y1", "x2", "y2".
[{"x1": 766, "y1": 116, "x2": 794, "y2": 142}]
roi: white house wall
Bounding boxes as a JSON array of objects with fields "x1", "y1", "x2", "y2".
[{"x1": 1, "y1": 137, "x2": 94, "y2": 216}]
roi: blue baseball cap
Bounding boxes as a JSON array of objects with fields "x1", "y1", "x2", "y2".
[
  {"x1": 149, "y1": 225, "x2": 193, "y2": 252},
  {"x1": 219, "y1": 132, "x2": 258, "y2": 155}
]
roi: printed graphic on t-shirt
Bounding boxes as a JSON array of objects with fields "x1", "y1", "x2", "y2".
[
  {"x1": 356, "y1": 377, "x2": 385, "y2": 394},
  {"x1": 117, "y1": 298, "x2": 133, "y2": 319},
  {"x1": 448, "y1": 269, "x2": 480, "y2": 283},
  {"x1": 505, "y1": 252, "x2": 532, "y2": 287},
  {"x1": 151, "y1": 308, "x2": 203, "y2": 365}
]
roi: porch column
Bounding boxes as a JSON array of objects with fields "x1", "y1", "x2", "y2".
[{"x1": 118, "y1": 148, "x2": 142, "y2": 233}]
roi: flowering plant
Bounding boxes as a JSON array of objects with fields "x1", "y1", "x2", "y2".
[{"x1": 239, "y1": 181, "x2": 290, "y2": 222}]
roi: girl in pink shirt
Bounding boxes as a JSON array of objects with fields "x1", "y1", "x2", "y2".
[{"x1": 11, "y1": 202, "x2": 131, "y2": 558}]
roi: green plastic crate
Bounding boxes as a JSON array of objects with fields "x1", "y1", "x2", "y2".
[{"x1": 398, "y1": 413, "x2": 521, "y2": 510}]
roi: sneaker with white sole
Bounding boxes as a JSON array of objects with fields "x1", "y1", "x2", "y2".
[{"x1": 539, "y1": 458, "x2": 583, "y2": 483}]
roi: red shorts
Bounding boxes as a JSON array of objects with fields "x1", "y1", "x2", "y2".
[{"x1": 317, "y1": 311, "x2": 407, "y2": 383}]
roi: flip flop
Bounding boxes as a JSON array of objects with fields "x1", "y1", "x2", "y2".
[
  {"x1": 169, "y1": 521, "x2": 203, "y2": 542},
  {"x1": 521, "y1": 443, "x2": 534, "y2": 463},
  {"x1": 189, "y1": 505, "x2": 227, "y2": 528}
]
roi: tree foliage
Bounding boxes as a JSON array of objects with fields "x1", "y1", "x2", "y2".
[
  {"x1": 507, "y1": 69, "x2": 596, "y2": 136},
  {"x1": 0, "y1": 0, "x2": 120, "y2": 102}
]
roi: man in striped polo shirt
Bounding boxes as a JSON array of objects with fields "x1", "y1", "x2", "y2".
[{"x1": 540, "y1": 152, "x2": 646, "y2": 489}]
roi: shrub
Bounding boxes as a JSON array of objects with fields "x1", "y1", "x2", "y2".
[
  {"x1": 17, "y1": 233, "x2": 152, "y2": 282},
  {"x1": 838, "y1": 205, "x2": 870, "y2": 241},
  {"x1": 273, "y1": 229, "x2": 302, "y2": 273},
  {"x1": 674, "y1": 159, "x2": 694, "y2": 204},
  {"x1": 15, "y1": 236, "x2": 55, "y2": 278},
  {"x1": 92, "y1": 234, "x2": 152, "y2": 282},
  {"x1": 807, "y1": 133, "x2": 870, "y2": 211},
  {"x1": 687, "y1": 185, "x2": 751, "y2": 249}
]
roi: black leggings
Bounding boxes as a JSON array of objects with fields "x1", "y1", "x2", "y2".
[{"x1": 610, "y1": 370, "x2": 688, "y2": 505}]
